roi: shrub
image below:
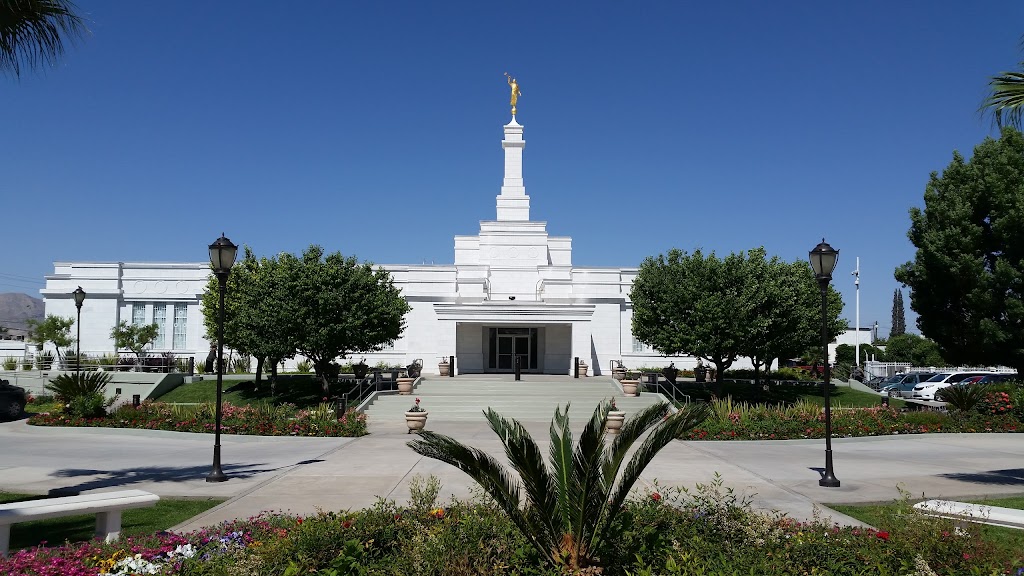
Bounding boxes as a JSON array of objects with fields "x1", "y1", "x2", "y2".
[
  {"x1": 35, "y1": 351, "x2": 55, "y2": 369},
  {"x1": 45, "y1": 371, "x2": 113, "y2": 401},
  {"x1": 67, "y1": 392, "x2": 110, "y2": 418},
  {"x1": 976, "y1": 391, "x2": 1014, "y2": 415},
  {"x1": 1, "y1": 357, "x2": 15, "y2": 370},
  {"x1": 20, "y1": 359, "x2": 32, "y2": 370},
  {"x1": 936, "y1": 383, "x2": 988, "y2": 411},
  {"x1": 296, "y1": 359, "x2": 312, "y2": 373},
  {"x1": 231, "y1": 355, "x2": 251, "y2": 373}
]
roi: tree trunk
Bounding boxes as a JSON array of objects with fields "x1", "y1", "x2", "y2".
[
  {"x1": 270, "y1": 360, "x2": 278, "y2": 396},
  {"x1": 752, "y1": 360, "x2": 761, "y2": 387},
  {"x1": 254, "y1": 356, "x2": 265, "y2": 389}
]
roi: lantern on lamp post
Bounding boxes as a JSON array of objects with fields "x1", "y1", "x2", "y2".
[
  {"x1": 809, "y1": 239, "x2": 840, "y2": 487},
  {"x1": 72, "y1": 287, "x2": 86, "y2": 376},
  {"x1": 206, "y1": 233, "x2": 237, "y2": 483}
]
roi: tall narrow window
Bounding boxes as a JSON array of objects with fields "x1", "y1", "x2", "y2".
[
  {"x1": 632, "y1": 336, "x2": 651, "y2": 354},
  {"x1": 172, "y1": 303, "x2": 187, "y2": 350},
  {"x1": 153, "y1": 304, "x2": 167, "y2": 349},
  {"x1": 132, "y1": 303, "x2": 146, "y2": 326}
]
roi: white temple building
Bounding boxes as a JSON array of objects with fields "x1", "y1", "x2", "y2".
[{"x1": 41, "y1": 115, "x2": 699, "y2": 375}]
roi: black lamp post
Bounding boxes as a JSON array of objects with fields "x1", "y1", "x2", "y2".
[
  {"x1": 206, "y1": 233, "x2": 237, "y2": 483},
  {"x1": 72, "y1": 287, "x2": 86, "y2": 376},
  {"x1": 809, "y1": 239, "x2": 840, "y2": 488}
]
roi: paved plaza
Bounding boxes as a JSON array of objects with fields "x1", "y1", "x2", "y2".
[{"x1": 2, "y1": 413, "x2": 1022, "y2": 533}]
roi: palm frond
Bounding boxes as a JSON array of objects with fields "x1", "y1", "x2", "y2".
[
  {"x1": 568, "y1": 401, "x2": 611, "y2": 562},
  {"x1": 595, "y1": 402, "x2": 711, "y2": 548},
  {"x1": 0, "y1": 0, "x2": 87, "y2": 78},
  {"x1": 408, "y1": 430, "x2": 551, "y2": 559},
  {"x1": 981, "y1": 70, "x2": 1024, "y2": 129},
  {"x1": 484, "y1": 408, "x2": 560, "y2": 547},
  {"x1": 549, "y1": 404, "x2": 575, "y2": 533}
]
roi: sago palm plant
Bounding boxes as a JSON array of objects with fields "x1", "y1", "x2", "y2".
[
  {"x1": 45, "y1": 370, "x2": 112, "y2": 400},
  {"x1": 407, "y1": 400, "x2": 710, "y2": 570}
]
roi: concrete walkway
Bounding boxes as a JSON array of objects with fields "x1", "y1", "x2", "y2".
[{"x1": 3, "y1": 416, "x2": 1023, "y2": 533}]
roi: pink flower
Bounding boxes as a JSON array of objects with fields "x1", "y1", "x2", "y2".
[{"x1": 650, "y1": 492, "x2": 661, "y2": 502}]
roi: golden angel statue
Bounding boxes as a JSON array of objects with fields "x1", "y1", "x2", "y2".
[{"x1": 504, "y1": 72, "x2": 522, "y2": 115}]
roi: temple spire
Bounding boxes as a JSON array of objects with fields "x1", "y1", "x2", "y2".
[{"x1": 496, "y1": 117, "x2": 530, "y2": 221}]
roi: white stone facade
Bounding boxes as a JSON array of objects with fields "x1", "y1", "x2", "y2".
[{"x1": 41, "y1": 116, "x2": 704, "y2": 375}]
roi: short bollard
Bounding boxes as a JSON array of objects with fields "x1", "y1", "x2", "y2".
[
  {"x1": 449, "y1": 355, "x2": 455, "y2": 377},
  {"x1": 515, "y1": 356, "x2": 521, "y2": 381},
  {"x1": 881, "y1": 395, "x2": 889, "y2": 408},
  {"x1": 574, "y1": 357, "x2": 579, "y2": 379}
]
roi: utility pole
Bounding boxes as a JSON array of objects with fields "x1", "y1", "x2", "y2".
[{"x1": 853, "y1": 257, "x2": 860, "y2": 367}]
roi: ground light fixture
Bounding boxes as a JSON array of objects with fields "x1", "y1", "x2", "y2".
[
  {"x1": 72, "y1": 286, "x2": 86, "y2": 377},
  {"x1": 206, "y1": 233, "x2": 237, "y2": 483},
  {"x1": 809, "y1": 239, "x2": 840, "y2": 488}
]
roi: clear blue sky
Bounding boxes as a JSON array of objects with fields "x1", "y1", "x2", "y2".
[{"x1": 2, "y1": 1, "x2": 1021, "y2": 336}]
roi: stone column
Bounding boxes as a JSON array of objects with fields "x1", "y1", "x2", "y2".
[{"x1": 496, "y1": 117, "x2": 530, "y2": 221}]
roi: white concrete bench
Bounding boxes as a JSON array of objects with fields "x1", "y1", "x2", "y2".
[
  {"x1": 913, "y1": 499, "x2": 1024, "y2": 531},
  {"x1": 0, "y1": 489, "x2": 160, "y2": 556}
]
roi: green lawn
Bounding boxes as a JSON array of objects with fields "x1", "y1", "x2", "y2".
[
  {"x1": 673, "y1": 381, "x2": 904, "y2": 408},
  {"x1": 828, "y1": 495, "x2": 1024, "y2": 554},
  {"x1": 0, "y1": 492, "x2": 224, "y2": 551},
  {"x1": 154, "y1": 374, "x2": 357, "y2": 409}
]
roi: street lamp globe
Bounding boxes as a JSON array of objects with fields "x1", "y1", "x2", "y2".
[
  {"x1": 808, "y1": 239, "x2": 839, "y2": 281},
  {"x1": 208, "y1": 234, "x2": 238, "y2": 276},
  {"x1": 72, "y1": 286, "x2": 86, "y2": 309}
]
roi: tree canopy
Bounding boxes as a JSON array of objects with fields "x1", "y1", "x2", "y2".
[
  {"x1": 980, "y1": 39, "x2": 1024, "y2": 129},
  {"x1": 26, "y1": 314, "x2": 74, "y2": 355},
  {"x1": 110, "y1": 320, "x2": 159, "y2": 365},
  {"x1": 630, "y1": 247, "x2": 845, "y2": 384},
  {"x1": 895, "y1": 128, "x2": 1024, "y2": 374},
  {"x1": 202, "y1": 245, "x2": 410, "y2": 395},
  {"x1": 890, "y1": 289, "x2": 906, "y2": 338},
  {"x1": 882, "y1": 333, "x2": 946, "y2": 367}
]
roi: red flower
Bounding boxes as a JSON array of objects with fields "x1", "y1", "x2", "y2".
[
  {"x1": 650, "y1": 492, "x2": 661, "y2": 502},
  {"x1": 962, "y1": 553, "x2": 971, "y2": 560},
  {"x1": 342, "y1": 520, "x2": 352, "y2": 529},
  {"x1": 876, "y1": 531, "x2": 889, "y2": 541},
  {"x1": 296, "y1": 517, "x2": 303, "y2": 525}
]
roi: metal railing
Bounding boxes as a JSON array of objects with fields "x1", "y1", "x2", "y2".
[{"x1": 336, "y1": 369, "x2": 402, "y2": 415}]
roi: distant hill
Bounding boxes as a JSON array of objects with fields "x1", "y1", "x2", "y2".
[{"x1": 0, "y1": 292, "x2": 44, "y2": 336}]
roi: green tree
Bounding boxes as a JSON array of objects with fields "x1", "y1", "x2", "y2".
[
  {"x1": 26, "y1": 314, "x2": 74, "y2": 358},
  {"x1": 201, "y1": 248, "x2": 297, "y2": 391},
  {"x1": 895, "y1": 128, "x2": 1024, "y2": 374},
  {"x1": 981, "y1": 40, "x2": 1024, "y2": 129},
  {"x1": 883, "y1": 333, "x2": 946, "y2": 367},
  {"x1": 110, "y1": 321, "x2": 159, "y2": 367},
  {"x1": 281, "y1": 245, "x2": 410, "y2": 396},
  {"x1": 890, "y1": 289, "x2": 906, "y2": 338},
  {"x1": 834, "y1": 343, "x2": 886, "y2": 368},
  {"x1": 1, "y1": 0, "x2": 86, "y2": 78},
  {"x1": 631, "y1": 248, "x2": 844, "y2": 386},
  {"x1": 408, "y1": 401, "x2": 710, "y2": 571}
]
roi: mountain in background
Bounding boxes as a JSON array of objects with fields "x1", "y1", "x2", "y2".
[{"x1": 0, "y1": 293, "x2": 44, "y2": 336}]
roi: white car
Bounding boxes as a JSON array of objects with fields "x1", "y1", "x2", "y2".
[{"x1": 911, "y1": 372, "x2": 993, "y2": 401}]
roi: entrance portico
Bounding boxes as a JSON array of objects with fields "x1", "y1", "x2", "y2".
[{"x1": 435, "y1": 303, "x2": 594, "y2": 374}]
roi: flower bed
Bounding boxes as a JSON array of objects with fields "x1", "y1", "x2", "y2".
[
  {"x1": 27, "y1": 401, "x2": 367, "y2": 437},
  {"x1": 1, "y1": 479, "x2": 1020, "y2": 575},
  {"x1": 682, "y1": 401, "x2": 1021, "y2": 441}
]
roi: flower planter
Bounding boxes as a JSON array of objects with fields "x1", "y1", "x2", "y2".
[
  {"x1": 612, "y1": 367, "x2": 626, "y2": 380},
  {"x1": 621, "y1": 379, "x2": 639, "y2": 396},
  {"x1": 405, "y1": 410, "x2": 428, "y2": 434},
  {"x1": 397, "y1": 377, "x2": 415, "y2": 395},
  {"x1": 577, "y1": 361, "x2": 589, "y2": 377},
  {"x1": 353, "y1": 363, "x2": 369, "y2": 380},
  {"x1": 605, "y1": 410, "x2": 626, "y2": 434},
  {"x1": 438, "y1": 362, "x2": 450, "y2": 377}
]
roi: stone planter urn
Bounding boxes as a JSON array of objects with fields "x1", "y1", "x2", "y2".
[
  {"x1": 438, "y1": 360, "x2": 450, "y2": 377},
  {"x1": 577, "y1": 360, "x2": 589, "y2": 377},
  {"x1": 405, "y1": 410, "x2": 428, "y2": 433},
  {"x1": 605, "y1": 410, "x2": 626, "y2": 435},
  {"x1": 397, "y1": 377, "x2": 415, "y2": 395},
  {"x1": 612, "y1": 366, "x2": 626, "y2": 380},
  {"x1": 352, "y1": 362, "x2": 369, "y2": 380},
  {"x1": 621, "y1": 379, "x2": 639, "y2": 396}
]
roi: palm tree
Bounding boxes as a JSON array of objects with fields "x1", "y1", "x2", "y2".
[
  {"x1": 981, "y1": 38, "x2": 1024, "y2": 129},
  {"x1": 1, "y1": 0, "x2": 87, "y2": 78},
  {"x1": 407, "y1": 400, "x2": 710, "y2": 570}
]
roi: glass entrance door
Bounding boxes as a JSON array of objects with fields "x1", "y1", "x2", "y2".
[{"x1": 497, "y1": 334, "x2": 530, "y2": 371}]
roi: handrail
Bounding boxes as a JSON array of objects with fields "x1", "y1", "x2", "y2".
[{"x1": 337, "y1": 368, "x2": 401, "y2": 413}]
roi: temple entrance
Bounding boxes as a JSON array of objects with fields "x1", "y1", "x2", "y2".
[{"x1": 488, "y1": 327, "x2": 538, "y2": 372}]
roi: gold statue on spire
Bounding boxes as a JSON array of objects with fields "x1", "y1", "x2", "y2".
[{"x1": 504, "y1": 72, "x2": 522, "y2": 116}]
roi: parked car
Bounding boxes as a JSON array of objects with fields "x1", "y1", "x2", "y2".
[
  {"x1": 976, "y1": 373, "x2": 1019, "y2": 385},
  {"x1": 865, "y1": 375, "x2": 886, "y2": 390},
  {"x1": 880, "y1": 372, "x2": 938, "y2": 398},
  {"x1": 912, "y1": 372, "x2": 994, "y2": 401},
  {"x1": 0, "y1": 379, "x2": 28, "y2": 421}
]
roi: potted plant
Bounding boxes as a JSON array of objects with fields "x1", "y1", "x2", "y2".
[
  {"x1": 438, "y1": 357, "x2": 450, "y2": 377},
  {"x1": 611, "y1": 360, "x2": 626, "y2": 381},
  {"x1": 605, "y1": 398, "x2": 625, "y2": 435},
  {"x1": 662, "y1": 362, "x2": 679, "y2": 384},
  {"x1": 576, "y1": 358, "x2": 589, "y2": 377},
  {"x1": 352, "y1": 358, "x2": 369, "y2": 380},
  {"x1": 621, "y1": 370, "x2": 640, "y2": 396},
  {"x1": 407, "y1": 359, "x2": 423, "y2": 379},
  {"x1": 405, "y1": 397, "x2": 428, "y2": 434},
  {"x1": 693, "y1": 359, "x2": 708, "y2": 383}
]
